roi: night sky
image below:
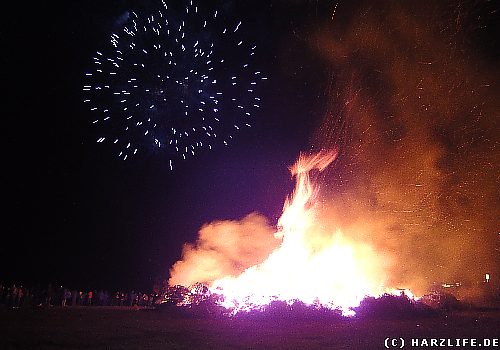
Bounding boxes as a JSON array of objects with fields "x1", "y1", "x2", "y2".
[{"x1": 4, "y1": 0, "x2": 499, "y2": 293}]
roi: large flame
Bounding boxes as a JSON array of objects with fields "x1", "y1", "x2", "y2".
[{"x1": 206, "y1": 151, "x2": 400, "y2": 315}]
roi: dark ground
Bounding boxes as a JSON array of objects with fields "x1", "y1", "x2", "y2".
[{"x1": 0, "y1": 306, "x2": 498, "y2": 349}]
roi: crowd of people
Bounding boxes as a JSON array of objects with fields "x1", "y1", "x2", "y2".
[{"x1": 0, "y1": 282, "x2": 159, "y2": 308}]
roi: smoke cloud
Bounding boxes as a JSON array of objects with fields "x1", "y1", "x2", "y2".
[{"x1": 169, "y1": 212, "x2": 280, "y2": 286}]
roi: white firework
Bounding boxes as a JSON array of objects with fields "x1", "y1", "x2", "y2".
[{"x1": 83, "y1": 0, "x2": 266, "y2": 168}]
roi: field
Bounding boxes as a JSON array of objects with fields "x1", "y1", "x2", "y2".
[{"x1": 1, "y1": 306, "x2": 498, "y2": 349}]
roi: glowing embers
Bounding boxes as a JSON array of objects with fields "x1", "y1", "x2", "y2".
[{"x1": 211, "y1": 232, "x2": 384, "y2": 316}]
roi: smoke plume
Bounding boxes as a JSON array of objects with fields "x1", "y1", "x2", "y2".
[{"x1": 310, "y1": 0, "x2": 499, "y2": 297}]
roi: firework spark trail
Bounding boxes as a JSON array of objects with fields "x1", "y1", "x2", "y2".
[{"x1": 84, "y1": 0, "x2": 266, "y2": 168}]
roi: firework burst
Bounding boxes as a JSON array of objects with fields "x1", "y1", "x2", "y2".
[{"x1": 83, "y1": 0, "x2": 266, "y2": 168}]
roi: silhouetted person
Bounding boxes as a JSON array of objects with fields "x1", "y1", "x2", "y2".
[{"x1": 62, "y1": 289, "x2": 71, "y2": 307}]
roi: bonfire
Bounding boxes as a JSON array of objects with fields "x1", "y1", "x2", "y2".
[{"x1": 166, "y1": 151, "x2": 417, "y2": 316}]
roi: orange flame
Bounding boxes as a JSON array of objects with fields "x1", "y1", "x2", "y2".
[{"x1": 208, "y1": 150, "x2": 403, "y2": 315}]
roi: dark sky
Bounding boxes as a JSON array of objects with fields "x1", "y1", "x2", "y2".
[{"x1": 3, "y1": 0, "x2": 498, "y2": 292}]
